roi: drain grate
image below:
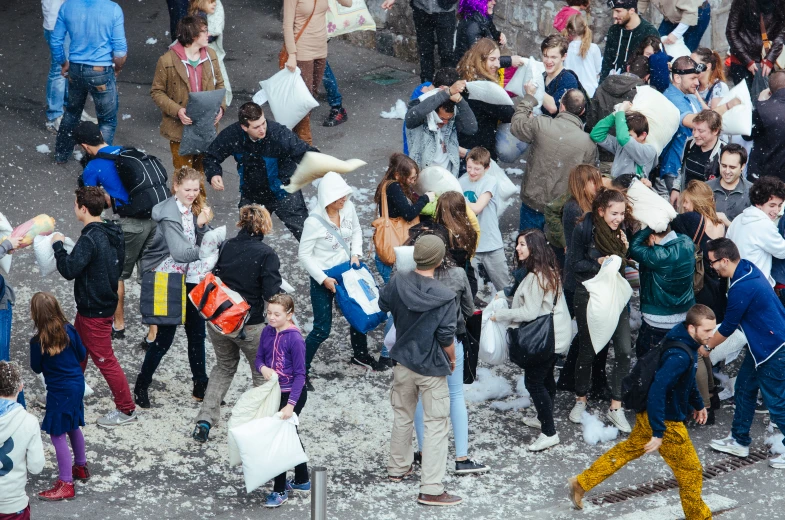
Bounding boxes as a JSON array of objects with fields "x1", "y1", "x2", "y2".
[{"x1": 588, "y1": 447, "x2": 770, "y2": 505}]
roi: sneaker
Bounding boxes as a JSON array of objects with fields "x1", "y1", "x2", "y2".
[
  {"x1": 322, "y1": 106, "x2": 348, "y2": 127},
  {"x1": 351, "y1": 353, "x2": 381, "y2": 371},
  {"x1": 710, "y1": 434, "x2": 749, "y2": 457},
  {"x1": 756, "y1": 401, "x2": 769, "y2": 414},
  {"x1": 72, "y1": 464, "x2": 91, "y2": 481},
  {"x1": 45, "y1": 116, "x2": 62, "y2": 133},
  {"x1": 38, "y1": 479, "x2": 75, "y2": 501},
  {"x1": 417, "y1": 491, "x2": 462, "y2": 506},
  {"x1": 455, "y1": 459, "x2": 489, "y2": 474},
  {"x1": 97, "y1": 409, "x2": 138, "y2": 428},
  {"x1": 192, "y1": 421, "x2": 211, "y2": 443},
  {"x1": 134, "y1": 382, "x2": 151, "y2": 409},
  {"x1": 473, "y1": 296, "x2": 487, "y2": 309},
  {"x1": 388, "y1": 465, "x2": 414, "y2": 482},
  {"x1": 529, "y1": 432, "x2": 560, "y2": 452},
  {"x1": 522, "y1": 416, "x2": 542, "y2": 429},
  {"x1": 263, "y1": 491, "x2": 288, "y2": 508},
  {"x1": 413, "y1": 451, "x2": 422, "y2": 465},
  {"x1": 111, "y1": 326, "x2": 125, "y2": 340},
  {"x1": 193, "y1": 380, "x2": 209, "y2": 401},
  {"x1": 567, "y1": 476, "x2": 585, "y2": 510},
  {"x1": 81, "y1": 110, "x2": 98, "y2": 124},
  {"x1": 569, "y1": 401, "x2": 587, "y2": 424},
  {"x1": 378, "y1": 356, "x2": 395, "y2": 369},
  {"x1": 285, "y1": 479, "x2": 311, "y2": 492},
  {"x1": 607, "y1": 408, "x2": 632, "y2": 433},
  {"x1": 305, "y1": 376, "x2": 315, "y2": 392},
  {"x1": 769, "y1": 453, "x2": 785, "y2": 469}
]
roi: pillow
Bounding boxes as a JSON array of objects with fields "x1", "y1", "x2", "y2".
[
  {"x1": 627, "y1": 179, "x2": 678, "y2": 232},
  {"x1": 416, "y1": 165, "x2": 462, "y2": 196},
  {"x1": 719, "y1": 80, "x2": 753, "y2": 136},
  {"x1": 326, "y1": 0, "x2": 375, "y2": 37},
  {"x1": 632, "y1": 86, "x2": 680, "y2": 155},
  {"x1": 466, "y1": 81, "x2": 514, "y2": 106},
  {"x1": 257, "y1": 68, "x2": 319, "y2": 130},
  {"x1": 283, "y1": 152, "x2": 366, "y2": 193}
]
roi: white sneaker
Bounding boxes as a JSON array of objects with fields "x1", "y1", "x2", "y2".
[
  {"x1": 569, "y1": 401, "x2": 587, "y2": 424},
  {"x1": 97, "y1": 409, "x2": 138, "y2": 428},
  {"x1": 523, "y1": 416, "x2": 542, "y2": 429},
  {"x1": 710, "y1": 434, "x2": 749, "y2": 457},
  {"x1": 769, "y1": 453, "x2": 785, "y2": 469},
  {"x1": 607, "y1": 408, "x2": 632, "y2": 433},
  {"x1": 45, "y1": 116, "x2": 62, "y2": 133},
  {"x1": 528, "y1": 433, "x2": 560, "y2": 452},
  {"x1": 81, "y1": 110, "x2": 98, "y2": 124}
]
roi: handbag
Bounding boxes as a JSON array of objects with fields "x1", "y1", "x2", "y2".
[
  {"x1": 760, "y1": 14, "x2": 785, "y2": 71},
  {"x1": 692, "y1": 216, "x2": 706, "y2": 295},
  {"x1": 140, "y1": 271, "x2": 186, "y2": 326},
  {"x1": 371, "y1": 182, "x2": 419, "y2": 266},
  {"x1": 189, "y1": 272, "x2": 250, "y2": 337},
  {"x1": 507, "y1": 293, "x2": 557, "y2": 369},
  {"x1": 462, "y1": 312, "x2": 482, "y2": 384},
  {"x1": 279, "y1": 0, "x2": 318, "y2": 70}
]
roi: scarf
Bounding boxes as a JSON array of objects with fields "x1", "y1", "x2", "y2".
[{"x1": 593, "y1": 213, "x2": 629, "y2": 272}]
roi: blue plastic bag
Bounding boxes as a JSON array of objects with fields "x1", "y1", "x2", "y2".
[{"x1": 324, "y1": 261, "x2": 387, "y2": 334}]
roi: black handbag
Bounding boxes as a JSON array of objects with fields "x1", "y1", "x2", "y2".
[
  {"x1": 462, "y1": 312, "x2": 482, "y2": 384},
  {"x1": 507, "y1": 293, "x2": 557, "y2": 369}
]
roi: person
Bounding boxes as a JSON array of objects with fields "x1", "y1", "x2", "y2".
[
  {"x1": 554, "y1": 0, "x2": 591, "y2": 33},
  {"x1": 381, "y1": 235, "x2": 461, "y2": 506},
  {"x1": 382, "y1": 0, "x2": 457, "y2": 84},
  {"x1": 568, "y1": 304, "x2": 713, "y2": 518},
  {"x1": 29, "y1": 292, "x2": 89, "y2": 501},
  {"x1": 639, "y1": 0, "x2": 711, "y2": 52},
  {"x1": 51, "y1": 187, "x2": 136, "y2": 428},
  {"x1": 692, "y1": 47, "x2": 730, "y2": 108},
  {"x1": 671, "y1": 109, "x2": 725, "y2": 198},
  {"x1": 491, "y1": 230, "x2": 571, "y2": 451},
  {"x1": 634, "y1": 34, "x2": 662, "y2": 58},
  {"x1": 322, "y1": 61, "x2": 348, "y2": 127},
  {"x1": 600, "y1": 0, "x2": 659, "y2": 81},
  {"x1": 540, "y1": 35, "x2": 580, "y2": 118},
  {"x1": 204, "y1": 102, "x2": 316, "y2": 240},
  {"x1": 0, "y1": 233, "x2": 22, "y2": 408},
  {"x1": 190, "y1": 0, "x2": 233, "y2": 106},
  {"x1": 134, "y1": 167, "x2": 214, "y2": 408},
  {"x1": 455, "y1": 0, "x2": 509, "y2": 61},
  {"x1": 708, "y1": 143, "x2": 751, "y2": 223},
  {"x1": 50, "y1": 0, "x2": 127, "y2": 164},
  {"x1": 590, "y1": 102, "x2": 657, "y2": 181},
  {"x1": 705, "y1": 238, "x2": 785, "y2": 468},
  {"x1": 726, "y1": 176, "x2": 785, "y2": 286},
  {"x1": 255, "y1": 294, "x2": 310, "y2": 507},
  {"x1": 564, "y1": 14, "x2": 602, "y2": 98},
  {"x1": 567, "y1": 188, "x2": 633, "y2": 433},
  {"x1": 150, "y1": 15, "x2": 225, "y2": 174},
  {"x1": 726, "y1": 0, "x2": 784, "y2": 87},
  {"x1": 42, "y1": 0, "x2": 67, "y2": 132},
  {"x1": 166, "y1": 0, "x2": 189, "y2": 42},
  {"x1": 299, "y1": 172, "x2": 384, "y2": 386},
  {"x1": 0, "y1": 361, "x2": 45, "y2": 519},
  {"x1": 586, "y1": 54, "x2": 649, "y2": 131},
  {"x1": 510, "y1": 87, "x2": 597, "y2": 231},
  {"x1": 404, "y1": 72, "x2": 477, "y2": 177},
  {"x1": 746, "y1": 71, "x2": 785, "y2": 182},
  {"x1": 283, "y1": 0, "x2": 352, "y2": 144},
  {"x1": 192, "y1": 205, "x2": 282, "y2": 443}
]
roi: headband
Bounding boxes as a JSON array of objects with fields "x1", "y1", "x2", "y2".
[{"x1": 672, "y1": 63, "x2": 707, "y2": 75}]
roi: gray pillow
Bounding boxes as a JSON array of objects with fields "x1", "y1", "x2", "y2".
[{"x1": 178, "y1": 89, "x2": 226, "y2": 156}]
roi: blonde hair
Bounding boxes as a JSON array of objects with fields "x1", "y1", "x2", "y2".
[
  {"x1": 268, "y1": 293, "x2": 295, "y2": 315},
  {"x1": 30, "y1": 292, "x2": 69, "y2": 356},
  {"x1": 457, "y1": 38, "x2": 500, "y2": 82},
  {"x1": 237, "y1": 204, "x2": 273, "y2": 235},
  {"x1": 682, "y1": 180, "x2": 722, "y2": 226},
  {"x1": 565, "y1": 14, "x2": 592, "y2": 59},
  {"x1": 172, "y1": 166, "x2": 209, "y2": 217},
  {"x1": 188, "y1": 0, "x2": 216, "y2": 16}
]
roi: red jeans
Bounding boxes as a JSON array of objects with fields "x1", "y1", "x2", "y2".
[
  {"x1": 75, "y1": 314, "x2": 135, "y2": 414},
  {"x1": 0, "y1": 505, "x2": 30, "y2": 520}
]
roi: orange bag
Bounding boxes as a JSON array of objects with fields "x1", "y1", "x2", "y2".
[
  {"x1": 189, "y1": 273, "x2": 250, "y2": 337},
  {"x1": 371, "y1": 182, "x2": 419, "y2": 266}
]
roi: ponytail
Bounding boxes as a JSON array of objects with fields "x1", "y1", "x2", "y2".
[
  {"x1": 565, "y1": 14, "x2": 591, "y2": 59},
  {"x1": 693, "y1": 47, "x2": 727, "y2": 85}
]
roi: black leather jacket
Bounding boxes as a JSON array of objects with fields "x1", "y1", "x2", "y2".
[
  {"x1": 727, "y1": 0, "x2": 785, "y2": 67},
  {"x1": 455, "y1": 12, "x2": 502, "y2": 61}
]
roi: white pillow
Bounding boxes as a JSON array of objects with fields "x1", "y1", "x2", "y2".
[
  {"x1": 718, "y1": 80, "x2": 753, "y2": 136},
  {"x1": 466, "y1": 81, "x2": 514, "y2": 106},
  {"x1": 632, "y1": 86, "x2": 681, "y2": 155},
  {"x1": 257, "y1": 67, "x2": 319, "y2": 130},
  {"x1": 416, "y1": 165, "x2": 462, "y2": 196},
  {"x1": 33, "y1": 234, "x2": 75, "y2": 277},
  {"x1": 627, "y1": 179, "x2": 678, "y2": 232},
  {"x1": 582, "y1": 256, "x2": 633, "y2": 353},
  {"x1": 284, "y1": 152, "x2": 366, "y2": 193}
]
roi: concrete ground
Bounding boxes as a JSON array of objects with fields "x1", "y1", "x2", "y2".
[{"x1": 0, "y1": 0, "x2": 783, "y2": 518}]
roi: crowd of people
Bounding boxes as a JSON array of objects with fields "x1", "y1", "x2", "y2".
[{"x1": 2, "y1": 0, "x2": 785, "y2": 517}]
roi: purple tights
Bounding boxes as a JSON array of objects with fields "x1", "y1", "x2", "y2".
[{"x1": 50, "y1": 429, "x2": 86, "y2": 482}]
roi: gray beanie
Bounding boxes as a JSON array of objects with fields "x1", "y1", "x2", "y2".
[{"x1": 413, "y1": 235, "x2": 446, "y2": 270}]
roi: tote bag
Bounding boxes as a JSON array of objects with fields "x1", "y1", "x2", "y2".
[
  {"x1": 372, "y1": 182, "x2": 419, "y2": 266},
  {"x1": 140, "y1": 271, "x2": 186, "y2": 326},
  {"x1": 507, "y1": 294, "x2": 556, "y2": 368}
]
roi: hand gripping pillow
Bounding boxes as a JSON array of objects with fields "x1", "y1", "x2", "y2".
[
  {"x1": 718, "y1": 80, "x2": 753, "y2": 136},
  {"x1": 582, "y1": 255, "x2": 633, "y2": 353},
  {"x1": 631, "y1": 86, "x2": 680, "y2": 155},
  {"x1": 627, "y1": 179, "x2": 678, "y2": 232},
  {"x1": 34, "y1": 234, "x2": 75, "y2": 277},
  {"x1": 226, "y1": 375, "x2": 281, "y2": 467}
]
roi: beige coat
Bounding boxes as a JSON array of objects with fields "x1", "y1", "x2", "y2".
[{"x1": 638, "y1": 0, "x2": 702, "y2": 26}]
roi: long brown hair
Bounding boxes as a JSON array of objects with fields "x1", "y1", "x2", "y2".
[
  {"x1": 457, "y1": 38, "x2": 500, "y2": 82},
  {"x1": 434, "y1": 191, "x2": 479, "y2": 258},
  {"x1": 172, "y1": 166, "x2": 209, "y2": 217},
  {"x1": 30, "y1": 292, "x2": 69, "y2": 356},
  {"x1": 568, "y1": 165, "x2": 602, "y2": 213},
  {"x1": 565, "y1": 14, "x2": 592, "y2": 59},
  {"x1": 682, "y1": 180, "x2": 722, "y2": 226},
  {"x1": 580, "y1": 187, "x2": 632, "y2": 225},
  {"x1": 374, "y1": 153, "x2": 419, "y2": 207},
  {"x1": 516, "y1": 229, "x2": 561, "y2": 296}
]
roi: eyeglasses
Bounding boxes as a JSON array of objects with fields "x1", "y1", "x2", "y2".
[{"x1": 708, "y1": 257, "x2": 724, "y2": 268}]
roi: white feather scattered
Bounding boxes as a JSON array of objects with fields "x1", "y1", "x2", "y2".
[
  {"x1": 581, "y1": 411, "x2": 618, "y2": 445},
  {"x1": 146, "y1": 38, "x2": 158, "y2": 44},
  {"x1": 36, "y1": 145, "x2": 50, "y2": 154},
  {"x1": 380, "y1": 99, "x2": 407, "y2": 120},
  {"x1": 765, "y1": 433, "x2": 785, "y2": 455},
  {"x1": 464, "y1": 367, "x2": 512, "y2": 402}
]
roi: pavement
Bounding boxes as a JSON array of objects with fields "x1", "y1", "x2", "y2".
[{"x1": 1, "y1": 0, "x2": 784, "y2": 518}]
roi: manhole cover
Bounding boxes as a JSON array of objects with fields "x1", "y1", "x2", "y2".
[{"x1": 362, "y1": 66, "x2": 414, "y2": 86}]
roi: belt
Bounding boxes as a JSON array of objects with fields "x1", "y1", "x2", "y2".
[{"x1": 72, "y1": 63, "x2": 111, "y2": 71}]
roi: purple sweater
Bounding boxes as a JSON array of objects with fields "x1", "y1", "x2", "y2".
[{"x1": 255, "y1": 325, "x2": 306, "y2": 406}]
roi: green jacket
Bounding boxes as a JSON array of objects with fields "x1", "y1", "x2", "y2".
[
  {"x1": 629, "y1": 228, "x2": 696, "y2": 316},
  {"x1": 544, "y1": 193, "x2": 569, "y2": 249}
]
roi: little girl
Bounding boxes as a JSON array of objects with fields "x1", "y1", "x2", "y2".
[
  {"x1": 255, "y1": 294, "x2": 309, "y2": 509},
  {"x1": 563, "y1": 14, "x2": 602, "y2": 99},
  {"x1": 29, "y1": 292, "x2": 89, "y2": 501}
]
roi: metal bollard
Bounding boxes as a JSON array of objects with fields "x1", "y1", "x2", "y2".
[{"x1": 311, "y1": 466, "x2": 327, "y2": 520}]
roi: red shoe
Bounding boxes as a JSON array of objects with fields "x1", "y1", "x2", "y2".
[
  {"x1": 72, "y1": 464, "x2": 91, "y2": 481},
  {"x1": 38, "y1": 479, "x2": 75, "y2": 501}
]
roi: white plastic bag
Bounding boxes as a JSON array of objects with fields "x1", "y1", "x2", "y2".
[
  {"x1": 718, "y1": 81, "x2": 753, "y2": 136},
  {"x1": 226, "y1": 375, "x2": 281, "y2": 467},
  {"x1": 0, "y1": 213, "x2": 13, "y2": 275},
  {"x1": 487, "y1": 159, "x2": 519, "y2": 215},
  {"x1": 256, "y1": 67, "x2": 319, "y2": 130},
  {"x1": 341, "y1": 266, "x2": 383, "y2": 316},
  {"x1": 664, "y1": 38, "x2": 691, "y2": 60},
  {"x1": 582, "y1": 255, "x2": 633, "y2": 353},
  {"x1": 416, "y1": 165, "x2": 462, "y2": 196},
  {"x1": 230, "y1": 412, "x2": 308, "y2": 493},
  {"x1": 626, "y1": 179, "x2": 677, "y2": 232},
  {"x1": 631, "y1": 86, "x2": 681, "y2": 155},
  {"x1": 384, "y1": 322, "x2": 396, "y2": 350},
  {"x1": 33, "y1": 234, "x2": 75, "y2": 277},
  {"x1": 479, "y1": 297, "x2": 509, "y2": 365},
  {"x1": 466, "y1": 81, "x2": 514, "y2": 106},
  {"x1": 394, "y1": 246, "x2": 415, "y2": 274},
  {"x1": 283, "y1": 152, "x2": 366, "y2": 193}
]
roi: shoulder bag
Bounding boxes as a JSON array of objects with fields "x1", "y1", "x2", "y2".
[
  {"x1": 279, "y1": 0, "x2": 318, "y2": 70},
  {"x1": 371, "y1": 182, "x2": 420, "y2": 266},
  {"x1": 692, "y1": 215, "x2": 706, "y2": 295},
  {"x1": 507, "y1": 291, "x2": 557, "y2": 369}
]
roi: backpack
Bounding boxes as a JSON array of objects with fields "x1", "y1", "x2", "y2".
[
  {"x1": 691, "y1": 216, "x2": 706, "y2": 294},
  {"x1": 621, "y1": 339, "x2": 694, "y2": 413},
  {"x1": 96, "y1": 148, "x2": 170, "y2": 219},
  {"x1": 548, "y1": 69, "x2": 592, "y2": 119}
]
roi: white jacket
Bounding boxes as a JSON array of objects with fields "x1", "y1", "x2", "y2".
[
  {"x1": 726, "y1": 205, "x2": 785, "y2": 287},
  {"x1": 493, "y1": 272, "x2": 572, "y2": 355},
  {"x1": 298, "y1": 172, "x2": 363, "y2": 285},
  {"x1": 0, "y1": 403, "x2": 45, "y2": 514}
]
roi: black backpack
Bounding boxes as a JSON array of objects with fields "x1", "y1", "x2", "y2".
[
  {"x1": 621, "y1": 340, "x2": 694, "y2": 413},
  {"x1": 96, "y1": 148, "x2": 170, "y2": 219},
  {"x1": 548, "y1": 69, "x2": 592, "y2": 119}
]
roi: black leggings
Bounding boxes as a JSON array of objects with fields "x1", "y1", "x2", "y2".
[
  {"x1": 525, "y1": 356, "x2": 557, "y2": 436},
  {"x1": 273, "y1": 389, "x2": 308, "y2": 493}
]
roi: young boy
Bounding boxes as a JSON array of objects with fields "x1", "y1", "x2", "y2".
[
  {"x1": 51, "y1": 187, "x2": 137, "y2": 428},
  {"x1": 459, "y1": 147, "x2": 510, "y2": 294},
  {"x1": 0, "y1": 361, "x2": 45, "y2": 519},
  {"x1": 590, "y1": 101, "x2": 657, "y2": 185}
]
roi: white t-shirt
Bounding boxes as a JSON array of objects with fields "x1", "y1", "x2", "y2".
[
  {"x1": 459, "y1": 173, "x2": 503, "y2": 253},
  {"x1": 432, "y1": 127, "x2": 451, "y2": 170},
  {"x1": 565, "y1": 40, "x2": 603, "y2": 98}
]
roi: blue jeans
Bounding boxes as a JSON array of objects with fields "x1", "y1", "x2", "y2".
[
  {"x1": 44, "y1": 29, "x2": 69, "y2": 121},
  {"x1": 658, "y1": 3, "x2": 711, "y2": 53},
  {"x1": 519, "y1": 202, "x2": 545, "y2": 232},
  {"x1": 55, "y1": 63, "x2": 119, "y2": 162},
  {"x1": 322, "y1": 61, "x2": 342, "y2": 108},
  {"x1": 0, "y1": 301, "x2": 23, "y2": 407},
  {"x1": 374, "y1": 254, "x2": 393, "y2": 358},
  {"x1": 415, "y1": 340, "x2": 468, "y2": 458},
  {"x1": 731, "y1": 347, "x2": 785, "y2": 448}
]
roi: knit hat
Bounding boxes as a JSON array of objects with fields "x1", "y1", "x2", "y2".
[
  {"x1": 413, "y1": 235, "x2": 446, "y2": 270},
  {"x1": 607, "y1": 0, "x2": 636, "y2": 9},
  {"x1": 72, "y1": 121, "x2": 105, "y2": 146}
]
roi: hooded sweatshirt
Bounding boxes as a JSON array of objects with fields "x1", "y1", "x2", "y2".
[
  {"x1": 170, "y1": 41, "x2": 213, "y2": 94},
  {"x1": 600, "y1": 16, "x2": 660, "y2": 81},
  {"x1": 379, "y1": 271, "x2": 457, "y2": 377},
  {"x1": 586, "y1": 73, "x2": 646, "y2": 130},
  {"x1": 255, "y1": 325, "x2": 306, "y2": 407},
  {"x1": 140, "y1": 196, "x2": 209, "y2": 274},
  {"x1": 53, "y1": 221, "x2": 125, "y2": 317},
  {"x1": 0, "y1": 400, "x2": 45, "y2": 514},
  {"x1": 726, "y1": 205, "x2": 785, "y2": 286},
  {"x1": 297, "y1": 172, "x2": 363, "y2": 285}
]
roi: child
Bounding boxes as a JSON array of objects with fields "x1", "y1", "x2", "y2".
[
  {"x1": 0, "y1": 361, "x2": 44, "y2": 518},
  {"x1": 459, "y1": 146, "x2": 509, "y2": 295},
  {"x1": 590, "y1": 101, "x2": 657, "y2": 185},
  {"x1": 255, "y1": 294, "x2": 309, "y2": 509},
  {"x1": 0, "y1": 234, "x2": 23, "y2": 407},
  {"x1": 553, "y1": 0, "x2": 590, "y2": 33},
  {"x1": 188, "y1": 0, "x2": 233, "y2": 106},
  {"x1": 29, "y1": 292, "x2": 89, "y2": 501},
  {"x1": 564, "y1": 14, "x2": 602, "y2": 98}
]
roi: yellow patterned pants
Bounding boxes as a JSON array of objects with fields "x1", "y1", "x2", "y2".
[{"x1": 577, "y1": 412, "x2": 712, "y2": 520}]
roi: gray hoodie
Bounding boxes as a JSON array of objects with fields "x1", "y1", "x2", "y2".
[
  {"x1": 141, "y1": 196, "x2": 209, "y2": 274},
  {"x1": 0, "y1": 401, "x2": 44, "y2": 514},
  {"x1": 379, "y1": 271, "x2": 457, "y2": 377}
]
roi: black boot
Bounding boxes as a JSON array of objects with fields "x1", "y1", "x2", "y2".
[{"x1": 134, "y1": 377, "x2": 150, "y2": 409}]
